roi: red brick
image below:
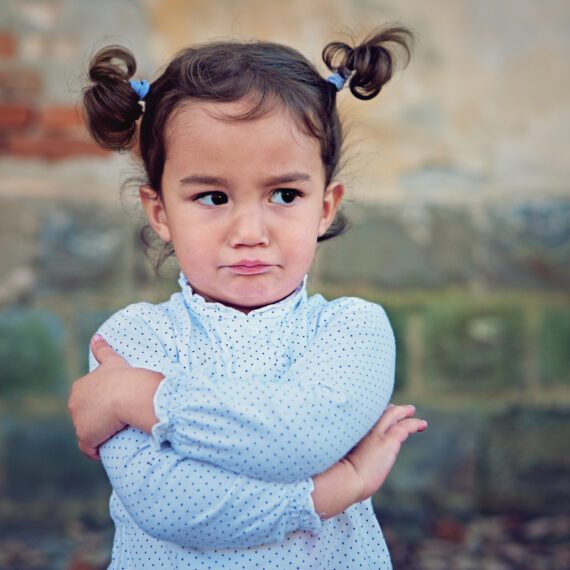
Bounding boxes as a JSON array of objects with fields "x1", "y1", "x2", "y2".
[
  {"x1": 37, "y1": 105, "x2": 84, "y2": 130},
  {"x1": 0, "y1": 103, "x2": 34, "y2": 129},
  {"x1": 0, "y1": 32, "x2": 17, "y2": 58},
  {"x1": 4, "y1": 132, "x2": 110, "y2": 160},
  {"x1": 0, "y1": 68, "x2": 42, "y2": 100}
]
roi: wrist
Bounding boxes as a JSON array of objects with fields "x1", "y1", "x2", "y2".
[
  {"x1": 311, "y1": 458, "x2": 364, "y2": 520},
  {"x1": 112, "y1": 369, "x2": 136, "y2": 425},
  {"x1": 115, "y1": 368, "x2": 163, "y2": 432},
  {"x1": 339, "y1": 458, "x2": 365, "y2": 504}
]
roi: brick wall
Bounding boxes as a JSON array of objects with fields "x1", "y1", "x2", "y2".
[{"x1": 0, "y1": 27, "x2": 108, "y2": 161}]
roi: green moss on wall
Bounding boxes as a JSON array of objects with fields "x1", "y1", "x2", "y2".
[{"x1": 0, "y1": 311, "x2": 66, "y2": 397}]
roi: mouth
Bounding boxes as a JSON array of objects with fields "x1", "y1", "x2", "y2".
[{"x1": 225, "y1": 261, "x2": 274, "y2": 275}]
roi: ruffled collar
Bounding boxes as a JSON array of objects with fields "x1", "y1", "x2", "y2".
[{"x1": 178, "y1": 271, "x2": 308, "y2": 321}]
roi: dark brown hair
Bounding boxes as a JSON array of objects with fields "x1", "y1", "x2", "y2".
[{"x1": 83, "y1": 26, "x2": 413, "y2": 269}]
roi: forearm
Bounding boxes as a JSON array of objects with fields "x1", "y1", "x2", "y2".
[
  {"x1": 113, "y1": 373, "x2": 367, "y2": 520},
  {"x1": 311, "y1": 458, "x2": 364, "y2": 520},
  {"x1": 94, "y1": 300, "x2": 395, "y2": 485},
  {"x1": 112, "y1": 371, "x2": 366, "y2": 521},
  {"x1": 151, "y1": 325, "x2": 394, "y2": 484},
  {"x1": 101, "y1": 427, "x2": 322, "y2": 549}
]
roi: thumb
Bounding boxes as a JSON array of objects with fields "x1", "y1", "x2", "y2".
[{"x1": 91, "y1": 334, "x2": 126, "y2": 366}]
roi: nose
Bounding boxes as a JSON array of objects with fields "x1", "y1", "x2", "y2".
[{"x1": 228, "y1": 205, "x2": 270, "y2": 248}]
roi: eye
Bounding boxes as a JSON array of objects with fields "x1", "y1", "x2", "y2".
[
  {"x1": 194, "y1": 191, "x2": 228, "y2": 206},
  {"x1": 270, "y1": 189, "x2": 302, "y2": 205}
]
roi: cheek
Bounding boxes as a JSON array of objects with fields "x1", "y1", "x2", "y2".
[
  {"x1": 170, "y1": 226, "x2": 207, "y2": 260},
  {"x1": 285, "y1": 226, "x2": 319, "y2": 263}
]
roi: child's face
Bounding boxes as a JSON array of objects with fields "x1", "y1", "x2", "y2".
[{"x1": 140, "y1": 99, "x2": 343, "y2": 313}]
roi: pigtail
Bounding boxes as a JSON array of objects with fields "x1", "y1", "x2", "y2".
[
  {"x1": 82, "y1": 45, "x2": 144, "y2": 151},
  {"x1": 322, "y1": 26, "x2": 414, "y2": 100}
]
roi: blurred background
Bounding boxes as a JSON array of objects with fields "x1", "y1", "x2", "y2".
[{"x1": 0, "y1": 0, "x2": 569, "y2": 568}]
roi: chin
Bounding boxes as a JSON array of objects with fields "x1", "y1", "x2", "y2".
[{"x1": 224, "y1": 287, "x2": 286, "y2": 311}]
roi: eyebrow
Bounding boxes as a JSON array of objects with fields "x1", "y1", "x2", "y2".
[
  {"x1": 179, "y1": 175, "x2": 229, "y2": 187},
  {"x1": 263, "y1": 172, "x2": 311, "y2": 186},
  {"x1": 178, "y1": 172, "x2": 311, "y2": 188}
]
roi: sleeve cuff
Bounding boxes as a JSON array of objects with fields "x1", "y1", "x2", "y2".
[
  {"x1": 288, "y1": 477, "x2": 322, "y2": 535},
  {"x1": 150, "y1": 361, "x2": 186, "y2": 451}
]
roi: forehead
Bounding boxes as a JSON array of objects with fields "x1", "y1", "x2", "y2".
[{"x1": 164, "y1": 99, "x2": 324, "y2": 178}]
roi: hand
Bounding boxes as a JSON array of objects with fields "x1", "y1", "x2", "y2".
[
  {"x1": 68, "y1": 335, "x2": 162, "y2": 461},
  {"x1": 345, "y1": 404, "x2": 427, "y2": 502}
]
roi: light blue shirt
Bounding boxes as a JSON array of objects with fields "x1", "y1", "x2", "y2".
[{"x1": 90, "y1": 272, "x2": 396, "y2": 569}]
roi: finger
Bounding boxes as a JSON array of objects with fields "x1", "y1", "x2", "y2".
[
  {"x1": 387, "y1": 418, "x2": 428, "y2": 442},
  {"x1": 79, "y1": 441, "x2": 100, "y2": 461},
  {"x1": 376, "y1": 403, "x2": 395, "y2": 420},
  {"x1": 79, "y1": 447, "x2": 99, "y2": 461},
  {"x1": 90, "y1": 334, "x2": 125, "y2": 366},
  {"x1": 375, "y1": 404, "x2": 417, "y2": 432}
]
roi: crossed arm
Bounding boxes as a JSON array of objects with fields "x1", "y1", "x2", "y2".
[
  {"x1": 69, "y1": 300, "x2": 427, "y2": 548},
  {"x1": 140, "y1": 300, "x2": 395, "y2": 482}
]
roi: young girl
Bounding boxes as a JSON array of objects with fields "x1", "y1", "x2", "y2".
[{"x1": 68, "y1": 26, "x2": 427, "y2": 569}]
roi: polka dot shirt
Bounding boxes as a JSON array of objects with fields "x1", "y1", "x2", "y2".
[{"x1": 90, "y1": 272, "x2": 396, "y2": 569}]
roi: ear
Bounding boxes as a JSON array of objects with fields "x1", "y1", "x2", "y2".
[
  {"x1": 139, "y1": 185, "x2": 172, "y2": 242},
  {"x1": 318, "y1": 181, "x2": 344, "y2": 237}
]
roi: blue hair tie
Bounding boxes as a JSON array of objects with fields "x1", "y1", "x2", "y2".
[
  {"x1": 327, "y1": 72, "x2": 347, "y2": 91},
  {"x1": 130, "y1": 79, "x2": 150, "y2": 100}
]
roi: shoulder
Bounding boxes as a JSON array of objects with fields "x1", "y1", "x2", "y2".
[
  {"x1": 97, "y1": 299, "x2": 174, "y2": 338},
  {"x1": 306, "y1": 292, "x2": 394, "y2": 338},
  {"x1": 92, "y1": 297, "x2": 182, "y2": 368}
]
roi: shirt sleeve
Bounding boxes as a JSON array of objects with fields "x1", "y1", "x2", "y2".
[
  {"x1": 153, "y1": 299, "x2": 396, "y2": 484},
  {"x1": 99, "y1": 428, "x2": 320, "y2": 549},
  {"x1": 91, "y1": 306, "x2": 322, "y2": 549}
]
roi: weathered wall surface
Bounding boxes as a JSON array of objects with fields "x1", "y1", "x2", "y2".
[{"x1": 1, "y1": 0, "x2": 569, "y2": 568}]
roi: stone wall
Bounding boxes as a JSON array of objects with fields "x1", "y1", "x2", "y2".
[{"x1": 1, "y1": 0, "x2": 569, "y2": 568}]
